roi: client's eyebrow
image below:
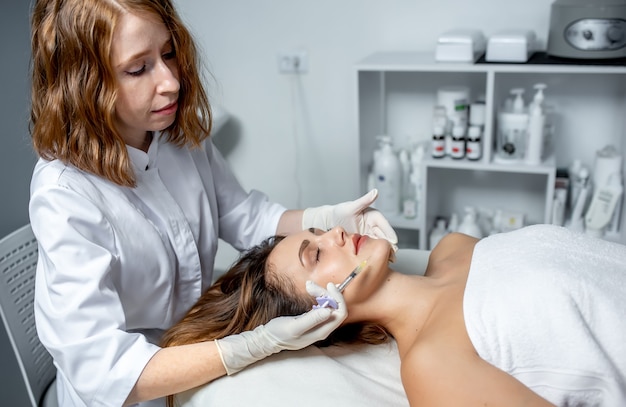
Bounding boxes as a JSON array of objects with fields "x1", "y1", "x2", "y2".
[{"x1": 298, "y1": 240, "x2": 310, "y2": 266}]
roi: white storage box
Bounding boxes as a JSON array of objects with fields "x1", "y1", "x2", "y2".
[
  {"x1": 486, "y1": 30, "x2": 537, "y2": 63},
  {"x1": 435, "y1": 29, "x2": 486, "y2": 63}
]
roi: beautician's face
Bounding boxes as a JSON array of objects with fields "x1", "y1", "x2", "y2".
[
  {"x1": 110, "y1": 11, "x2": 180, "y2": 149},
  {"x1": 268, "y1": 227, "x2": 392, "y2": 300}
]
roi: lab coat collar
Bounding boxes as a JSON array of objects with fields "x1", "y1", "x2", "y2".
[{"x1": 126, "y1": 132, "x2": 160, "y2": 173}]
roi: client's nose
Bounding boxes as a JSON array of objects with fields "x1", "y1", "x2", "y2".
[{"x1": 326, "y1": 226, "x2": 346, "y2": 246}]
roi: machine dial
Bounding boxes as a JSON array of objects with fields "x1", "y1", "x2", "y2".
[{"x1": 565, "y1": 18, "x2": 626, "y2": 51}]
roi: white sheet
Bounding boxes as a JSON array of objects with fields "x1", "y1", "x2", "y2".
[
  {"x1": 177, "y1": 341, "x2": 408, "y2": 407},
  {"x1": 176, "y1": 249, "x2": 429, "y2": 407}
]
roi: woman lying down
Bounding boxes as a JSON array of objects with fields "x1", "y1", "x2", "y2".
[{"x1": 162, "y1": 224, "x2": 626, "y2": 406}]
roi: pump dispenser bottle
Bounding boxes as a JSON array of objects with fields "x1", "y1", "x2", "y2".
[
  {"x1": 511, "y1": 88, "x2": 525, "y2": 113},
  {"x1": 457, "y1": 206, "x2": 483, "y2": 238},
  {"x1": 496, "y1": 88, "x2": 528, "y2": 162},
  {"x1": 373, "y1": 135, "x2": 402, "y2": 216}
]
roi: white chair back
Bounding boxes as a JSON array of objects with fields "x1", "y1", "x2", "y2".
[{"x1": 0, "y1": 224, "x2": 56, "y2": 407}]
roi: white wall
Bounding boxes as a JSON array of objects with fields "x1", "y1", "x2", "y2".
[
  {"x1": 173, "y1": 0, "x2": 558, "y2": 269},
  {"x1": 174, "y1": 0, "x2": 553, "y2": 208}
]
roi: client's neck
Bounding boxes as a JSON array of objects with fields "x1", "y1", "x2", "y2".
[{"x1": 348, "y1": 270, "x2": 438, "y2": 353}]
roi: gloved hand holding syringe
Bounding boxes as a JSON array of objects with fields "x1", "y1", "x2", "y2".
[{"x1": 313, "y1": 259, "x2": 368, "y2": 309}]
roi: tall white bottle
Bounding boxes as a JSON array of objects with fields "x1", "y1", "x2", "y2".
[
  {"x1": 525, "y1": 83, "x2": 546, "y2": 165},
  {"x1": 373, "y1": 135, "x2": 402, "y2": 216}
]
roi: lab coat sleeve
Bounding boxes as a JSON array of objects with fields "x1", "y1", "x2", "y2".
[
  {"x1": 30, "y1": 181, "x2": 158, "y2": 407},
  {"x1": 204, "y1": 140, "x2": 287, "y2": 249}
]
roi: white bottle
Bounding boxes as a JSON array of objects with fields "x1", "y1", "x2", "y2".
[
  {"x1": 466, "y1": 125, "x2": 482, "y2": 160},
  {"x1": 511, "y1": 88, "x2": 525, "y2": 113},
  {"x1": 398, "y1": 149, "x2": 414, "y2": 219},
  {"x1": 450, "y1": 125, "x2": 466, "y2": 159},
  {"x1": 399, "y1": 149, "x2": 411, "y2": 189},
  {"x1": 431, "y1": 125, "x2": 446, "y2": 158},
  {"x1": 567, "y1": 167, "x2": 590, "y2": 232},
  {"x1": 525, "y1": 84, "x2": 546, "y2": 165},
  {"x1": 457, "y1": 206, "x2": 483, "y2": 238},
  {"x1": 429, "y1": 218, "x2": 448, "y2": 250},
  {"x1": 411, "y1": 143, "x2": 425, "y2": 206},
  {"x1": 568, "y1": 159, "x2": 583, "y2": 210},
  {"x1": 373, "y1": 135, "x2": 402, "y2": 216},
  {"x1": 402, "y1": 173, "x2": 417, "y2": 219},
  {"x1": 585, "y1": 173, "x2": 624, "y2": 238},
  {"x1": 448, "y1": 213, "x2": 459, "y2": 232}
]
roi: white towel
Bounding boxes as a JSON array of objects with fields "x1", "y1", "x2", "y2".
[{"x1": 464, "y1": 224, "x2": 626, "y2": 406}]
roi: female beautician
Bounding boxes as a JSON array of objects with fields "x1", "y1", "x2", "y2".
[{"x1": 27, "y1": 1, "x2": 397, "y2": 406}]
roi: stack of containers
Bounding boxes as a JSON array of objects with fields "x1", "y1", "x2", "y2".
[{"x1": 430, "y1": 86, "x2": 485, "y2": 162}]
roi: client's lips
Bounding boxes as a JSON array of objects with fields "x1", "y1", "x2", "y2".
[{"x1": 353, "y1": 234, "x2": 367, "y2": 254}]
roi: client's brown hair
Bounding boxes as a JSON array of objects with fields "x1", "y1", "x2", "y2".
[
  {"x1": 161, "y1": 236, "x2": 391, "y2": 348},
  {"x1": 161, "y1": 236, "x2": 390, "y2": 407}
]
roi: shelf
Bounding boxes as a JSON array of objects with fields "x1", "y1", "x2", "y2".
[
  {"x1": 356, "y1": 51, "x2": 626, "y2": 74},
  {"x1": 356, "y1": 51, "x2": 626, "y2": 249},
  {"x1": 425, "y1": 155, "x2": 556, "y2": 175}
]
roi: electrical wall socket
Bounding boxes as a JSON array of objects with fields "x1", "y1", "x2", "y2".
[{"x1": 277, "y1": 50, "x2": 308, "y2": 74}]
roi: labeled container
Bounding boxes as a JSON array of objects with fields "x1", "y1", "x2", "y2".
[
  {"x1": 431, "y1": 125, "x2": 446, "y2": 158},
  {"x1": 437, "y1": 86, "x2": 470, "y2": 130},
  {"x1": 496, "y1": 112, "x2": 528, "y2": 162},
  {"x1": 450, "y1": 126, "x2": 466, "y2": 159},
  {"x1": 466, "y1": 125, "x2": 482, "y2": 160}
]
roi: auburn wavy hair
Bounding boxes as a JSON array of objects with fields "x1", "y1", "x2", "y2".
[
  {"x1": 30, "y1": 0, "x2": 211, "y2": 187},
  {"x1": 161, "y1": 235, "x2": 391, "y2": 406}
]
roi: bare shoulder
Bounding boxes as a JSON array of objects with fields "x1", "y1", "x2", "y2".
[
  {"x1": 425, "y1": 233, "x2": 479, "y2": 278},
  {"x1": 401, "y1": 340, "x2": 555, "y2": 407},
  {"x1": 431, "y1": 232, "x2": 479, "y2": 258}
]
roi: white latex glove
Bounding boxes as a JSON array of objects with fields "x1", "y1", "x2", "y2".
[
  {"x1": 302, "y1": 189, "x2": 399, "y2": 247},
  {"x1": 215, "y1": 281, "x2": 346, "y2": 375}
]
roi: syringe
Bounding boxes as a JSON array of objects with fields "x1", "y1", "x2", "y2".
[
  {"x1": 336, "y1": 259, "x2": 368, "y2": 292},
  {"x1": 313, "y1": 260, "x2": 368, "y2": 309}
]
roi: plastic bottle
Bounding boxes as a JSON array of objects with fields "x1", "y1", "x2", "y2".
[
  {"x1": 431, "y1": 125, "x2": 446, "y2": 158},
  {"x1": 402, "y1": 174, "x2": 417, "y2": 219},
  {"x1": 429, "y1": 218, "x2": 448, "y2": 250},
  {"x1": 469, "y1": 101, "x2": 486, "y2": 128},
  {"x1": 399, "y1": 149, "x2": 411, "y2": 189},
  {"x1": 373, "y1": 135, "x2": 402, "y2": 216},
  {"x1": 568, "y1": 159, "x2": 583, "y2": 210},
  {"x1": 525, "y1": 84, "x2": 546, "y2": 165},
  {"x1": 511, "y1": 88, "x2": 525, "y2": 113},
  {"x1": 404, "y1": 143, "x2": 426, "y2": 217},
  {"x1": 466, "y1": 125, "x2": 482, "y2": 160},
  {"x1": 433, "y1": 105, "x2": 449, "y2": 134},
  {"x1": 457, "y1": 206, "x2": 483, "y2": 238},
  {"x1": 398, "y1": 149, "x2": 415, "y2": 219},
  {"x1": 528, "y1": 83, "x2": 546, "y2": 112},
  {"x1": 585, "y1": 172, "x2": 624, "y2": 238},
  {"x1": 450, "y1": 126, "x2": 466, "y2": 159},
  {"x1": 496, "y1": 88, "x2": 528, "y2": 162},
  {"x1": 567, "y1": 167, "x2": 589, "y2": 231},
  {"x1": 447, "y1": 213, "x2": 459, "y2": 232}
]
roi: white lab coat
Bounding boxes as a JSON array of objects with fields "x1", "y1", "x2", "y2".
[{"x1": 29, "y1": 134, "x2": 286, "y2": 407}]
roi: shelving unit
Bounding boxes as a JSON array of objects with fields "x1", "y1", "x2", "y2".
[{"x1": 355, "y1": 51, "x2": 626, "y2": 249}]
